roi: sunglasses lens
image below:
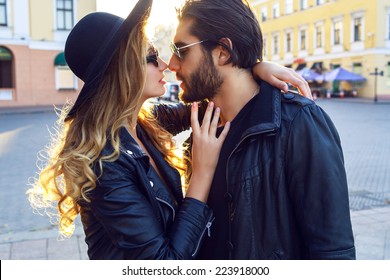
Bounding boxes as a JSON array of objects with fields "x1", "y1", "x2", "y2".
[
  {"x1": 146, "y1": 54, "x2": 159, "y2": 67},
  {"x1": 170, "y1": 43, "x2": 180, "y2": 58}
]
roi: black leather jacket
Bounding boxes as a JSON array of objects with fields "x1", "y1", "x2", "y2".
[
  {"x1": 156, "y1": 82, "x2": 356, "y2": 260},
  {"x1": 79, "y1": 126, "x2": 213, "y2": 259}
]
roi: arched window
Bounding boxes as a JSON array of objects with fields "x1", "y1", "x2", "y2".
[{"x1": 0, "y1": 46, "x2": 13, "y2": 100}]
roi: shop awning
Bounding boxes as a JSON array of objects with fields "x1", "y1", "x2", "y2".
[
  {"x1": 324, "y1": 67, "x2": 366, "y2": 82},
  {"x1": 0, "y1": 47, "x2": 12, "y2": 61},
  {"x1": 54, "y1": 52, "x2": 67, "y2": 66}
]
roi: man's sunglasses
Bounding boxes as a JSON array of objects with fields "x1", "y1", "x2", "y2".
[
  {"x1": 146, "y1": 49, "x2": 159, "y2": 67},
  {"x1": 170, "y1": 40, "x2": 208, "y2": 59}
]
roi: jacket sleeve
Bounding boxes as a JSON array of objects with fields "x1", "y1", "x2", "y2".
[
  {"x1": 152, "y1": 102, "x2": 192, "y2": 135},
  {"x1": 285, "y1": 104, "x2": 356, "y2": 260},
  {"x1": 89, "y1": 159, "x2": 213, "y2": 260},
  {"x1": 152, "y1": 101, "x2": 208, "y2": 135}
]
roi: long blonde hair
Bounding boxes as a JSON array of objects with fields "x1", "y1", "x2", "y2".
[{"x1": 27, "y1": 20, "x2": 185, "y2": 238}]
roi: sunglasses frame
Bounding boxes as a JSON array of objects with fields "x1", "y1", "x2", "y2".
[{"x1": 170, "y1": 40, "x2": 208, "y2": 59}]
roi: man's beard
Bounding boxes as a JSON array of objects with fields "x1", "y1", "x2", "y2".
[{"x1": 179, "y1": 52, "x2": 223, "y2": 103}]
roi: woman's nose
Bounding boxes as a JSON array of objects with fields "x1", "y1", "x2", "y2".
[{"x1": 158, "y1": 58, "x2": 168, "y2": 71}]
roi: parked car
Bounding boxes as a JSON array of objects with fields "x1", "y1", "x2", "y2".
[{"x1": 161, "y1": 82, "x2": 181, "y2": 102}]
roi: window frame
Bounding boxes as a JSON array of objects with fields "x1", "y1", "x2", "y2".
[
  {"x1": 56, "y1": 0, "x2": 74, "y2": 31},
  {"x1": 55, "y1": 65, "x2": 78, "y2": 90},
  {"x1": 285, "y1": 30, "x2": 292, "y2": 54},
  {"x1": 285, "y1": 0, "x2": 293, "y2": 15},
  {"x1": 0, "y1": 0, "x2": 8, "y2": 26},
  {"x1": 300, "y1": 0, "x2": 308, "y2": 10},
  {"x1": 331, "y1": 16, "x2": 344, "y2": 52},
  {"x1": 272, "y1": 2, "x2": 280, "y2": 19},
  {"x1": 0, "y1": 46, "x2": 14, "y2": 101},
  {"x1": 261, "y1": 6, "x2": 268, "y2": 22}
]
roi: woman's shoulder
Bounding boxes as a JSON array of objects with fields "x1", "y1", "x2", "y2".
[{"x1": 93, "y1": 128, "x2": 143, "y2": 180}]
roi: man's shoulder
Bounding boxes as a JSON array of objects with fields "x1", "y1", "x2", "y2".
[
  {"x1": 280, "y1": 91, "x2": 315, "y2": 107},
  {"x1": 259, "y1": 81, "x2": 314, "y2": 108}
]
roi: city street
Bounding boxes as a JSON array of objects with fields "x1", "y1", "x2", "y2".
[{"x1": 0, "y1": 98, "x2": 389, "y2": 259}]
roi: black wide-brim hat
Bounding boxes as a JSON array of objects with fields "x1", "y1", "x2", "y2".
[{"x1": 64, "y1": 0, "x2": 153, "y2": 121}]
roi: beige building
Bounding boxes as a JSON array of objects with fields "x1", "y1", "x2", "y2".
[
  {"x1": 0, "y1": 0, "x2": 96, "y2": 108},
  {"x1": 250, "y1": 0, "x2": 390, "y2": 99}
]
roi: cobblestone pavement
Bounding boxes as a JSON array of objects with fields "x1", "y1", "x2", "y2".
[{"x1": 0, "y1": 98, "x2": 389, "y2": 260}]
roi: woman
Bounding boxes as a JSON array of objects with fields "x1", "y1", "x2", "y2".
[{"x1": 27, "y1": 0, "x2": 310, "y2": 260}]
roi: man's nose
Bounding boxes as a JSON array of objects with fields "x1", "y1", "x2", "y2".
[{"x1": 168, "y1": 54, "x2": 180, "y2": 72}]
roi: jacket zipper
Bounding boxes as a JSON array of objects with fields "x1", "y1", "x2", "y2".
[
  {"x1": 225, "y1": 128, "x2": 276, "y2": 259},
  {"x1": 156, "y1": 197, "x2": 176, "y2": 222},
  {"x1": 191, "y1": 217, "x2": 215, "y2": 257}
]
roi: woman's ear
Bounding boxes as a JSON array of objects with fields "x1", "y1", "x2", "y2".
[{"x1": 215, "y1": 37, "x2": 233, "y2": 66}]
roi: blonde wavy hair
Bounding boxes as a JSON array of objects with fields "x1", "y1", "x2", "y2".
[{"x1": 27, "y1": 20, "x2": 186, "y2": 238}]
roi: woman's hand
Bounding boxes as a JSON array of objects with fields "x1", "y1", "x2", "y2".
[
  {"x1": 252, "y1": 61, "x2": 313, "y2": 100},
  {"x1": 185, "y1": 102, "x2": 230, "y2": 202}
]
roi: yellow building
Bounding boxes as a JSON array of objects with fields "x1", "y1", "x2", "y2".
[
  {"x1": 250, "y1": 0, "x2": 390, "y2": 99},
  {"x1": 0, "y1": 0, "x2": 96, "y2": 108}
]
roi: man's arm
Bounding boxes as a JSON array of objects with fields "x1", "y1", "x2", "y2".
[{"x1": 285, "y1": 103, "x2": 355, "y2": 259}]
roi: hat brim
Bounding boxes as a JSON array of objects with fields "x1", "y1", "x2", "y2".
[{"x1": 65, "y1": 0, "x2": 153, "y2": 121}]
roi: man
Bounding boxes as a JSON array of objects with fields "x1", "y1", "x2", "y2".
[{"x1": 168, "y1": 0, "x2": 355, "y2": 259}]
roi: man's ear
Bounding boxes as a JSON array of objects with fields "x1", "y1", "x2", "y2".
[{"x1": 215, "y1": 37, "x2": 233, "y2": 66}]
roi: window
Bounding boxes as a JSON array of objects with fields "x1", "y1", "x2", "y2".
[
  {"x1": 352, "y1": 63, "x2": 362, "y2": 75},
  {"x1": 273, "y1": 3, "x2": 280, "y2": 19},
  {"x1": 0, "y1": 46, "x2": 12, "y2": 88},
  {"x1": 285, "y1": 0, "x2": 293, "y2": 15},
  {"x1": 285, "y1": 32, "x2": 292, "y2": 53},
  {"x1": 316, "y1": 0, "x2": 324, "y2": 5},
  {"x1": 387, "y1": 62, "x2": 390, "y2": 87},
  {"x1": 387, "y1": 13, "x2": 390, "y2": 40},
  {"x1": 56, "y1": 67, "x2": 76, "y2": 89},
  {"x1": 263, "y1": 37, "x2": 267, "y2": 57},
  {"x1": 316, "y1": 25, "x2": 323, "y2": 48},
  {"x1": 261, "y1": 7, "x2": 267, "y2": 22},
  {"x1": 300, "y1": 0, "x2": 308, "y2": 10},
  {"x1": 56, "y1": 0, "x2": 74, "y2": 30},
  {"x1": 387, "y1": 8, "x2": 390, "y2": 47},
  {"x1": 273, "y1": 35, "x2": 279, "y2": 54},
  {"x1": 300, "y1": 29, "x2": 306, "y2": 50},
  {"x1": 0, "y1": 46, "x2": 13, "y2": 100},
  {"x1": 334, "y1": 21, "x2": 342, "y2": 45},
  {"x1": 0, "y1": 0, "x2": 7, "y2": 26},
  {"x1": 354, "y1": 17, "x2": 362, "y2": 42}
]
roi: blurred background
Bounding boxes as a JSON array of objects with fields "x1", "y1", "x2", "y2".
[{"x1": 1, "y1": 0, "x2": 390, "y2": 108}]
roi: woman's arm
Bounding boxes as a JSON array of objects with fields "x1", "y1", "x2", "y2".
[
  {"x1": 252, "y1": 61, "x2": 312, "y2": 99},
  {"x1": 152, "y1": 101, "x2": 208, "y2": 135}
]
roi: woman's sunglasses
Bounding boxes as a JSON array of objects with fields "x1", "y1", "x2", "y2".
[{"x1": 146, "y1": 49, "x2": 159, "y2": 67}]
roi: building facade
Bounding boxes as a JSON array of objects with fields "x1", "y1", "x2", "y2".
[
  {"x1": 0, "y1": 0, "x2": 96, "y2": 108},
  {"x1": 250, "y1": 0, "x2": 390, "y2": 98}
]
